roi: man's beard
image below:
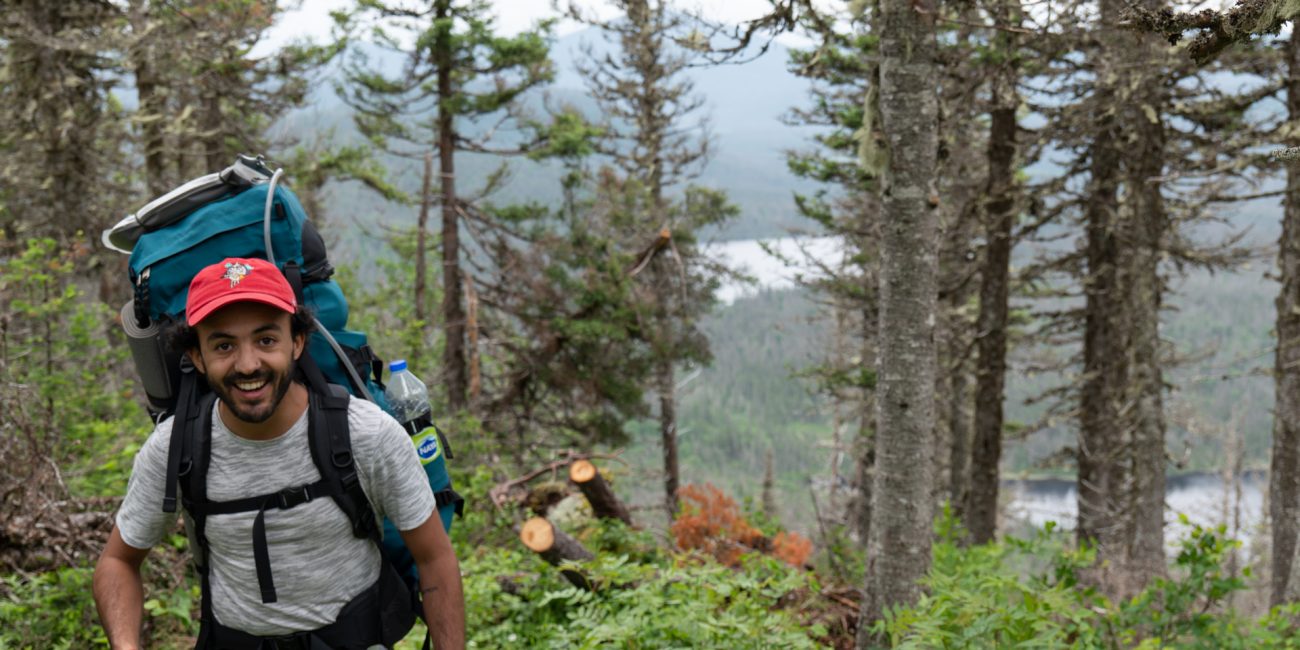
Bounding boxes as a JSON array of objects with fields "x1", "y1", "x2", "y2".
[{"x1": 209, "y1": 359, "x2": 297, "y2": 424}]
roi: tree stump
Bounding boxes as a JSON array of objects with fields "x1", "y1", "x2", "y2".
[
  {"x1": 569, "y1": 459, "x2": 633, "y2": 526},
  {"x1": 520, "y1": 517, "x2": 593, "y2": 589}
]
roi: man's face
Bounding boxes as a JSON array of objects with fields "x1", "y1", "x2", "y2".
[{"x1": 187, "y1": 301, "x2": 304, "y2": 425}]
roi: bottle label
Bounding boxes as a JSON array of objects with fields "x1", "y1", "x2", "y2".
[{"x1": 412, "y1": 428, "x2": 442, "y2": 465}]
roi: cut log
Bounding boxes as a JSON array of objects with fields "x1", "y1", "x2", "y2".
[
  {"x1": 520, "y1": 517, "x2": 593, "y2": 589},
  {"x1": 569, "y1": 459, "x2": 634, "y2": 526}
]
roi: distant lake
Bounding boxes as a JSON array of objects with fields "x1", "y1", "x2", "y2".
[
  {"x1": 1005, "y1": 472, "x2": 1266, "y2": 550},
  {"x1": 709, "y1": 235, "x2": 841, "y2": 303}
]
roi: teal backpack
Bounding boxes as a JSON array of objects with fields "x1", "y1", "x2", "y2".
[{"x1": 104, "y1": 156, "x2": 461, "y2": 636}]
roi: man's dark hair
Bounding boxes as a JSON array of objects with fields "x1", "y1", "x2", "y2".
[{"x1": 164, "y1": 305, "x2": 316, "y2": 354}]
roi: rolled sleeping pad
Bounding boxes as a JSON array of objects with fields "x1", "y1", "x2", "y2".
[{"x1": 119, "y1": 299, "x2": 181, "y2": 414}]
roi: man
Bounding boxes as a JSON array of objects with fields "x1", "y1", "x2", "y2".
[{"x1": 93, "y1": 258, "x2": 465, "y2": 649}]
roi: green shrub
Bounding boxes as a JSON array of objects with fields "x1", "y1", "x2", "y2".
[
  {"x1": 878, "y1": 514, "x2": 1300, "y2": 649},
  {"x1": 460, "y1": 546, "x2": 824, "y2": 649},
  {"x1": 0, "y1": 566, "x2": 107, "y2": 649}
]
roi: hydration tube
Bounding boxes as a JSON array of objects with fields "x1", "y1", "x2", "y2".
[
  {"x1": 263, "y1": 167, "x2": 284, "y2": 266},
  {"x1": 261, "y1": 167, "x2": 376, "y2": 403}
]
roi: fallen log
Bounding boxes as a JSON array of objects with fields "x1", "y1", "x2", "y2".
[
  {"x1": 569, "y1": 459, "x2": 633, "y2": 526},
  {"x1": 520, "y1": 516, "x2": 593, "y2": 589}
]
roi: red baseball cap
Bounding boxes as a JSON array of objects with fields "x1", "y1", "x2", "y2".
[{"x1": 186, "y1": 257, "x2": 297, "y2": 326}]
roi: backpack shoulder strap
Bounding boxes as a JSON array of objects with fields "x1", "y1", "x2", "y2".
[
  {"x1": 162, "y1": 358, "x2": 202, "y2": 513},
  {"x1": 178, "y1": 390, "x2": 218, "y2": 644},
  {"x1": 308, "y1": 383, "x2": 381, "y2": 544}
]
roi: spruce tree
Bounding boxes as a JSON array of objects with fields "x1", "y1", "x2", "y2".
[
  {"x1": 567, "y1": 0, "x2": 736, "y2": 522},
  {"x1": 342, "y1": 0, "x2": 552, "y2": 410}
]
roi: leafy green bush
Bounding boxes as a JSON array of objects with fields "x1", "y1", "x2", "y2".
[
  {"x1": 0, "y1": 237, "x2": 147, "y2": 497},
  {"x1": 460, "y1": 546, "x2": 823, "y2": 649},
  {"x1": 0, "y1": 566, "x2": 107, "y2": 649},
  {"x1": 440, "y1": 464, "x2": 824, "y2": 649},
  {"x1": 878, "y1": 514, "x2": 1300, "y2": 649}
]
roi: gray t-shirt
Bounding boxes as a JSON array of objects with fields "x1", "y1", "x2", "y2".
[{"x1": 116, "y1": 395, "x2": 436, "y2": 636}]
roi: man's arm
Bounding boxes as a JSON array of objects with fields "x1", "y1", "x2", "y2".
[
  {"x1": 399, "y1": 513, "x2": 466, "y2": 650},
  {"x1": 93, "y1": 526, "x2": 151, "y2": 650}
]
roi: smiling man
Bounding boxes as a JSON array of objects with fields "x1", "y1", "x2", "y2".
[{"x1": 93, "y1": 258, "x2": 464, "y2": 649}]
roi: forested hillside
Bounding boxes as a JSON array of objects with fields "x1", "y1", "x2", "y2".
[{"x1": 10, "y1": 0, "x2": 1300, "y2": 649}]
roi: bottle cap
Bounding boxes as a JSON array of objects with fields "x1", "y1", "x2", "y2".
[{"x1": 389, "y1": 359, "x2": 407, "y2": 372}]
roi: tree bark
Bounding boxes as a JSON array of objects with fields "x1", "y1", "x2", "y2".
[
  {"x1": 659, "y1": 358, "x2": 680, "y2": 522},
  {"x1": 967, "y1": 93, "x2": 1017, "y2": 547},
  {"x1": 520, "y1": 517, "x2": 593, "y2": 589},
  {"x1": 414, "y1": 150, "x2": 434, "y2": 369},
  {"x1": 128, "y1": 0, "x2": 168, "y2": 197},
  {"x1": 856, "y1": 0, "x2": 939, "y2": 641},
  {"x1": 466, "y1": 275, "x2": 481, "y2": 401},
  {"x1": 1077, "y1": 0, "x2": 1127, "y2": 557},
  {"x1": 1120, "y1": 14, "x2": 1169, "y2": 583},
  {"x1": 436, "y1": 0, "x2": 468, "y2": 412},
  {"x1": 966, "y1": 0, "x2": 1021, "y2": 545},
  {"x1": 762, "y1": 449, "x2": 777, "y2": 520},
  {"x1": 569, "y1": 460, "x2": 633, "y2": 526},
  {"x1": 1273, "y1": 25, "x2": 1300, "y2": 607}
]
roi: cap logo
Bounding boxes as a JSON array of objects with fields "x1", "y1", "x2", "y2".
[{"x1": 222, "y1": 261, "x2": 254, "y2": 288}]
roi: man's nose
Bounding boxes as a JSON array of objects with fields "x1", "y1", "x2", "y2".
[{"x1": 234, "y1": 344, "x2": 261, "y2": 375}]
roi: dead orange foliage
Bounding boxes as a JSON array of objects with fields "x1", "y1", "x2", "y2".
[
  {"x1": 671, "y1": 483, "x2": 812, "y2": 568},
  {"x1": 772, "y1": 530, "x2": 813, "y2": 567}
]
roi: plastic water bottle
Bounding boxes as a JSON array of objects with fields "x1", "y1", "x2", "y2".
[
  {"x1": 383, "y1": 360, "x2": 455, "y2": 534},
  {"x1": 386, "y1": 360, "x2": 430, "y2": 426}
]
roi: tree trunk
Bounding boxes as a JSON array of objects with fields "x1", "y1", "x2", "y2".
[
  {"x1": 414, "y1": 150, "x2": 434, "y2": 369},
  {"x1": 1120, "y1": 17, "x2": 1169, "y2": 583},
  {"x1": 128, "y1": 0, "x2": 168, "y2": 197},
  {"x1": 659, "y1": 358, "x2": 679, "y2": 522},
  {"x1": 201, "y1": 71, "x2": 225, "y2": 172},
  {"x1": 1077, "y1": 0, "x2": 1126, "y2": 557},
  {"x1": 1273, "y1": 26, "x2": 1300, "y2": 606},
  {"x1": 849, "y1": 413, "x2": 875, "y2": 548},
  {"x1": 762, "y1": 449, "x2": 777, "y2": 520},
  {"x1": 847, "y1": 302, "x2": 879, "y2": 549},
  {"x1": 569, "y1": 460, "x2": 634, "y2": 526},
  {"x1": 856, "y1": 0, "x2": 939, "y2": 640},
  {"x1": 466, "y1": 275, "x2": 481, "y2": 401},
  {"x1": 967, "y1": 107, "x2": 1016, "y2": 546},
  {"x1": 947, "y1": 357, "x2": 971, "y2": 518},
  {"x1": 966, "y1": 4, "x2": 1020, "y2": 544},
  {"x1": 435, "y1": 0, "x2": 468, "y2": 411},
  {"x1": 520, "y1": 517, "x2": 593, "y2": 589}
]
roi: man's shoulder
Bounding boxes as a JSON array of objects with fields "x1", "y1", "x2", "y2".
[
  {"x1": 342, "y1": 396, "x2": 407, "y2": 445},
  {"x1": 137, "y1": 414, "x2": 177, "y2": 463},
  {"x1": 344, "y1": 395, "x2": 395, "y2": 427}
]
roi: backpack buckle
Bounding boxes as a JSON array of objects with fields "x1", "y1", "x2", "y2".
[{"x1": 276, "y1": 485, "x2": 311, "y2": 509}]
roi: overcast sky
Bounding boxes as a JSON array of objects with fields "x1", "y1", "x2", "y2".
[{"x1": 259, "y1": 0, "x2": 791, "y2": 54}]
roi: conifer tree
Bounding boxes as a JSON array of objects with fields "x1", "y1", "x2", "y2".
[
  {"x1": 1126, "y1": 0, "x2": 1300, "y2": 605},
  {"x1": 567, "y1": 0, "x2": 736, "y2": 521},
  {"x1": 121, "y1": 0, "x2": 337, "y2": 193},
  {"x1": 857, "y1": 0, "x2": 940, "y2": 640},
  {"x1": 0, "y1": 1, "x2": 126, "y2": 249},
  {"x1": 1279, "y1": 26, "x2": 1300, "y2": 607},
  {"x1": 342, "y1": 0, "x2": 552, "y2": 410},
  {"x1": 1022, "y1": 0, "x2": 1269, "y2": 592},
  {"x1": 965, "y1": 0, "x2": 1025, "y2": 545}
]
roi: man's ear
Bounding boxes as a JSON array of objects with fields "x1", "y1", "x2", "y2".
[
  {"x1": 293, "y1": 332, "x2": 305, "y2": 361},
  {"x1": 187, "y1": 347, "x2": 206, "y2": 375}
]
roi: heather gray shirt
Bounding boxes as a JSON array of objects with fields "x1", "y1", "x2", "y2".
[{"x1": 116, "y1": 395, "x2": 436, "y2": 636}]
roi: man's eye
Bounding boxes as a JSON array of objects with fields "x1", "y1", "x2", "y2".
[
  {"x1": 214, "y1": 342, "x2": 233, "y2": 353},
  {"x1": 259, "y1": 337, "x2": 277, "y2": 346}
]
